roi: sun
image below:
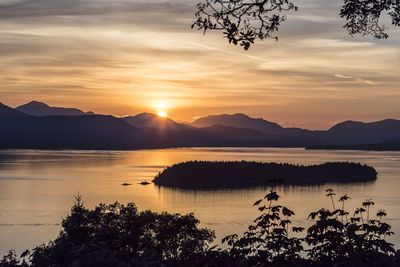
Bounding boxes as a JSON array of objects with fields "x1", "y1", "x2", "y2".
[{"x1": 157, "y1": 111, "x2": 168, "y2": 118}]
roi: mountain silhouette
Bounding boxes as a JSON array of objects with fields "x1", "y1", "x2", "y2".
[
  {"x1": 324, "y1": 119, "x2": 400, "y2": 144},
  {"x1": 0, "y1": 115, "x2": 149, "y2": 150},
  {"x1": 305, "y1": 119, "x2": 400, "y2": 149},
  {"x1": 122, "y1": 112, "x2": 191, "y2": 131},
  {"x1": 0, "y1": 102, "x2": 28, "y2": 118},
  {"x1": 192, "y1": 113, "x2": 400, "y2": 149},
  {"x1": 16, "y1": 101, "x2": 94, "y2": 116},
  {"x1": 2, "y1": 101, "x2": 400, "y2": 150},
  {"x1": 192, "y1": 113, "x2": 287, "y2": 135},
  {"x1": 1, "y1": 103, "x2": 145, "y2": 149}
]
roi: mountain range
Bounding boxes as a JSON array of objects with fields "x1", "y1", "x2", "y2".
[
  {"x1": 16, "y1": 101, "x2": 94, "y2": 116},
  {"x1": 122, "y1": 112, "x2": 192, "y2": 131},
  {"x1": 1, "y1": 101, "x2": 400, "y2": 150},
  {"x1": 192, "y1": 113, "x2": 287, "y2": 135}
]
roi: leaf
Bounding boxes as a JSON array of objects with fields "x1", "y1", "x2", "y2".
[
  {"x1": 339, "y1": 194, "x2": 351, "y2": 202},
  {"x1": 265, "y1": 191, "x2": 280, "y2": 201},
  {"x1": 292, "y1": 227, "x2": 305, "y2": 233},
  {"x1": 362, "y1": 199, "x2": 375, "y2": 207},
  {"x1": 253, "y1": 199, "x2": 262, "y2": 206},
  {"x1": 282, "y1": 207, "x2": 295, "y2": 217},
  {"x1": 377, "y1": 210, "x2": 387, "y2": 218}
]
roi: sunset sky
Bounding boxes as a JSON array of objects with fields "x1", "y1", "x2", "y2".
[{"x1": 1, "y1": 0, "x2": 399, "y2": 129}]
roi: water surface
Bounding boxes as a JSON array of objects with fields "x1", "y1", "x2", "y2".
[{"x1": 0, "y1": 147, "x2": 399, "y2": 255}]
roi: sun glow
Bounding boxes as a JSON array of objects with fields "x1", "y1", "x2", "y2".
[{"x1": 157, "y1": 111, "x2": 168, "y2": 118}]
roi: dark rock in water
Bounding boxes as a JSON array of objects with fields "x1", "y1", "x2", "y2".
[
  {"x1": 153, "y1": 161, "x2": 377, "y2": 188},
  {"x1": 121, "y1": 183, "x2": 132, "y2": 186},
  {"x1": 139, "y1": 181, "x2": 151, "y2": 185}
]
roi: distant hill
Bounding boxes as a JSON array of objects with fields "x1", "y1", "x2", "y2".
[
  {"x1": 307, "y1": 138, "x2": 400, "y2": 151},
  {"x1": 0, "y1": 102, "x2": 28, "y2": 118},
  {"x1": 16, "y1": 101, "x2": 94, "y2": 116},
  {"x1": 0, "y1": 115, "x2": 152, "y2": 150},
  {"x1": 2, "y1": 101, "x2": 400, "y2": 151},
  {"x1": 194, "y1": 125, "x2": 267, "y2": 145},
  {"x1": 324, "y1": 119, "x2": 400, "y2": 145},
  {"x1": 0, "y1": 103, "x2": 272, "y2": 149},
  {"x1": 129, "y1": 123, "x2": 273, "y2": 149},
  {"x1": 0, "y1": 103, "x2": 146, "y2": 149},
  {"x1": 192, "y1": 113, "x2": 286, "y2": 135},
  {"x1": 122, "y1": 112, "x2": 190, "y2": 131}
]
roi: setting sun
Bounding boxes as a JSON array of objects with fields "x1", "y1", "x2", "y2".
[{"x1": 157, "y1": 111, "x2": 168, "y2": 118}]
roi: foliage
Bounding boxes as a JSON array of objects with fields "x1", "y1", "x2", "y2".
[
  {"x1": 192, "y1": 0, "x2": 400, "y2": 49},
  {"x1": 305, "y1": 189, "x2": 396, "y2": 265},
  {"x1": 222, "y1": 187, "x2": 399, "y2": 266},
  {"x1": 0, "y1": 251, "x2": 28, "y2": 267},
  {"x1": 340, "y1": 0, "x2": 400, "y2": 39},
  {"x1": 2, "y1": 189, "x2": 400, "y2": 266},
  {"x1": 222, "y1": 190, "x2": 305, "y2": 265},
  {"x1": 0, "y1": 195, "x2": 215, "y2": 267},
  {"x1": 192, "y1": 0, "x2": 297, "y2": 50}
]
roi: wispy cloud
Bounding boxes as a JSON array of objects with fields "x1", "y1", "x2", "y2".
[
  {"x1": 334, "y1": 74, "x2": 353, "y2": 79},
  {"x1": 300, "y1": 38, "x2": 375, "y2": 48},
  {"x1": 334, "y1": 74, "x2": 378, "y2": 85},
  {"x1": 0, "y1": 0, "x2": 399, "y2": 129}
]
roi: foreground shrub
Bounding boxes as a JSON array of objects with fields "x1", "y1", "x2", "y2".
[
  {"x1": 223, "y1": 188, "x2": 399, "y2": 266},
  {"x1": 2, "y1": 190, "x2": 400, "y2": 266},
  {"x1": 1, "y1": 196, "x2": 215, "y2": 267}
]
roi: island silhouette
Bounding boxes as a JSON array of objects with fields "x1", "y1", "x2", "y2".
[{"x1": 153, "y1": 161, "x2": 377, "y2": 187}]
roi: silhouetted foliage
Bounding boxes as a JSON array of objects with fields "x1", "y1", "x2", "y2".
[
  {"x1": 0, "y1": 195, "x2": 215, "y2": 267},
  {"x1": 0, "y1": 251, "x2": 28, "y2": 267},
  {"x1": 222, "y1": 190, "x2": 306, "y2": 265},
  {"x1": 340, "y1": 0, "x2": 400, "y2": 39},
  {"x1": 3, "y1": 189, "x2": 400, "y2": 266},
  {"x1": 153, "y1": 160, "x2": 377, "y2": 187},
  {"x1": 192, "y1": 0, "x2": 297, "y2": 50},
  {"x1": 192, "y1": 0, "x2": 400, "y2": 49},
  {"x1": 305, "y1": 189, "x2": 396, "y2": 265},
  {"x1": 222, "y1": 188, "x2": 399, "y2": 266}
]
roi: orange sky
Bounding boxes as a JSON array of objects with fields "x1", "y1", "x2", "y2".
[{"x1": 0, "y1": 0, "x2": 400, "y2": 129}]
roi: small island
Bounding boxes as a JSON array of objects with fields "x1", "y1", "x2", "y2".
[{"x1": 153, "y1": 161, "x2": 377, "y2": 187}]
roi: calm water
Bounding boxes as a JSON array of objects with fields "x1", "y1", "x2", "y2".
[{"x1": 1, "y1": 147, "x2": 400, "y2": 255}]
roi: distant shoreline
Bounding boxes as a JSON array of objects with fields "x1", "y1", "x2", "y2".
[
  {"x1": 1, "y1": 145, "x2": 399, "y2": 152},
  {"x1": 306, "y1": 145, "x2": 400, "y2": 151},
  {"x1": 153, "y1": 161, "x2": 377, "y2": 188}
]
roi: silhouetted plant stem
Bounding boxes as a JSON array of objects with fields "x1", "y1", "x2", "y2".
[
  {"x1": 363, "y1": 199, "x2": 375, "y2": 221},
  {"x1": 2, "y1": 189, "x2": 399, "y2": 266},
  {"x1": 330, "y1": 195, "x2": 335, "y2": 210}
]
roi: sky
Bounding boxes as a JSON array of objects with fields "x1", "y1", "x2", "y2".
[{"x1": 0, "y1": 0, "x2": 399, "y2": 129}]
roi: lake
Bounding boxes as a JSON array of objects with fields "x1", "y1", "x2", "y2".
[{"x1": 1, "y1": 147, "x2": 400, "y2": 255}]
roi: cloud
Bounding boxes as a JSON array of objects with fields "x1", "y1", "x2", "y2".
[
  {"x1": 0, "y1": 0, "x2": 194, "y2": 25},
  {"x1": 300, "y1": 38, "x2": 375, "y2": 48},
  {"x1": 334, "y1": 74, "x2": 379, "y2": 85},
  {"x1": 334, "y1": 74, "x2": 353, "y2": 79},
  {"x1": 361, "y1": 80, "x2": 378, "y2": 85},
  {"x1": 0, "y1": 0, "x2": 27, "y2": 8},
  {"x1": 0, "y1": 0, "x2": 399, "y2": 129}
]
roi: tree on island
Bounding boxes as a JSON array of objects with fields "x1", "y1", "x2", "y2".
[
  {"x1": 192, "y1": 0, "x2": 400, "y2": 50},
  {"x1": 153, "y1": 161, "x2": 377, "y2": 187}
]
